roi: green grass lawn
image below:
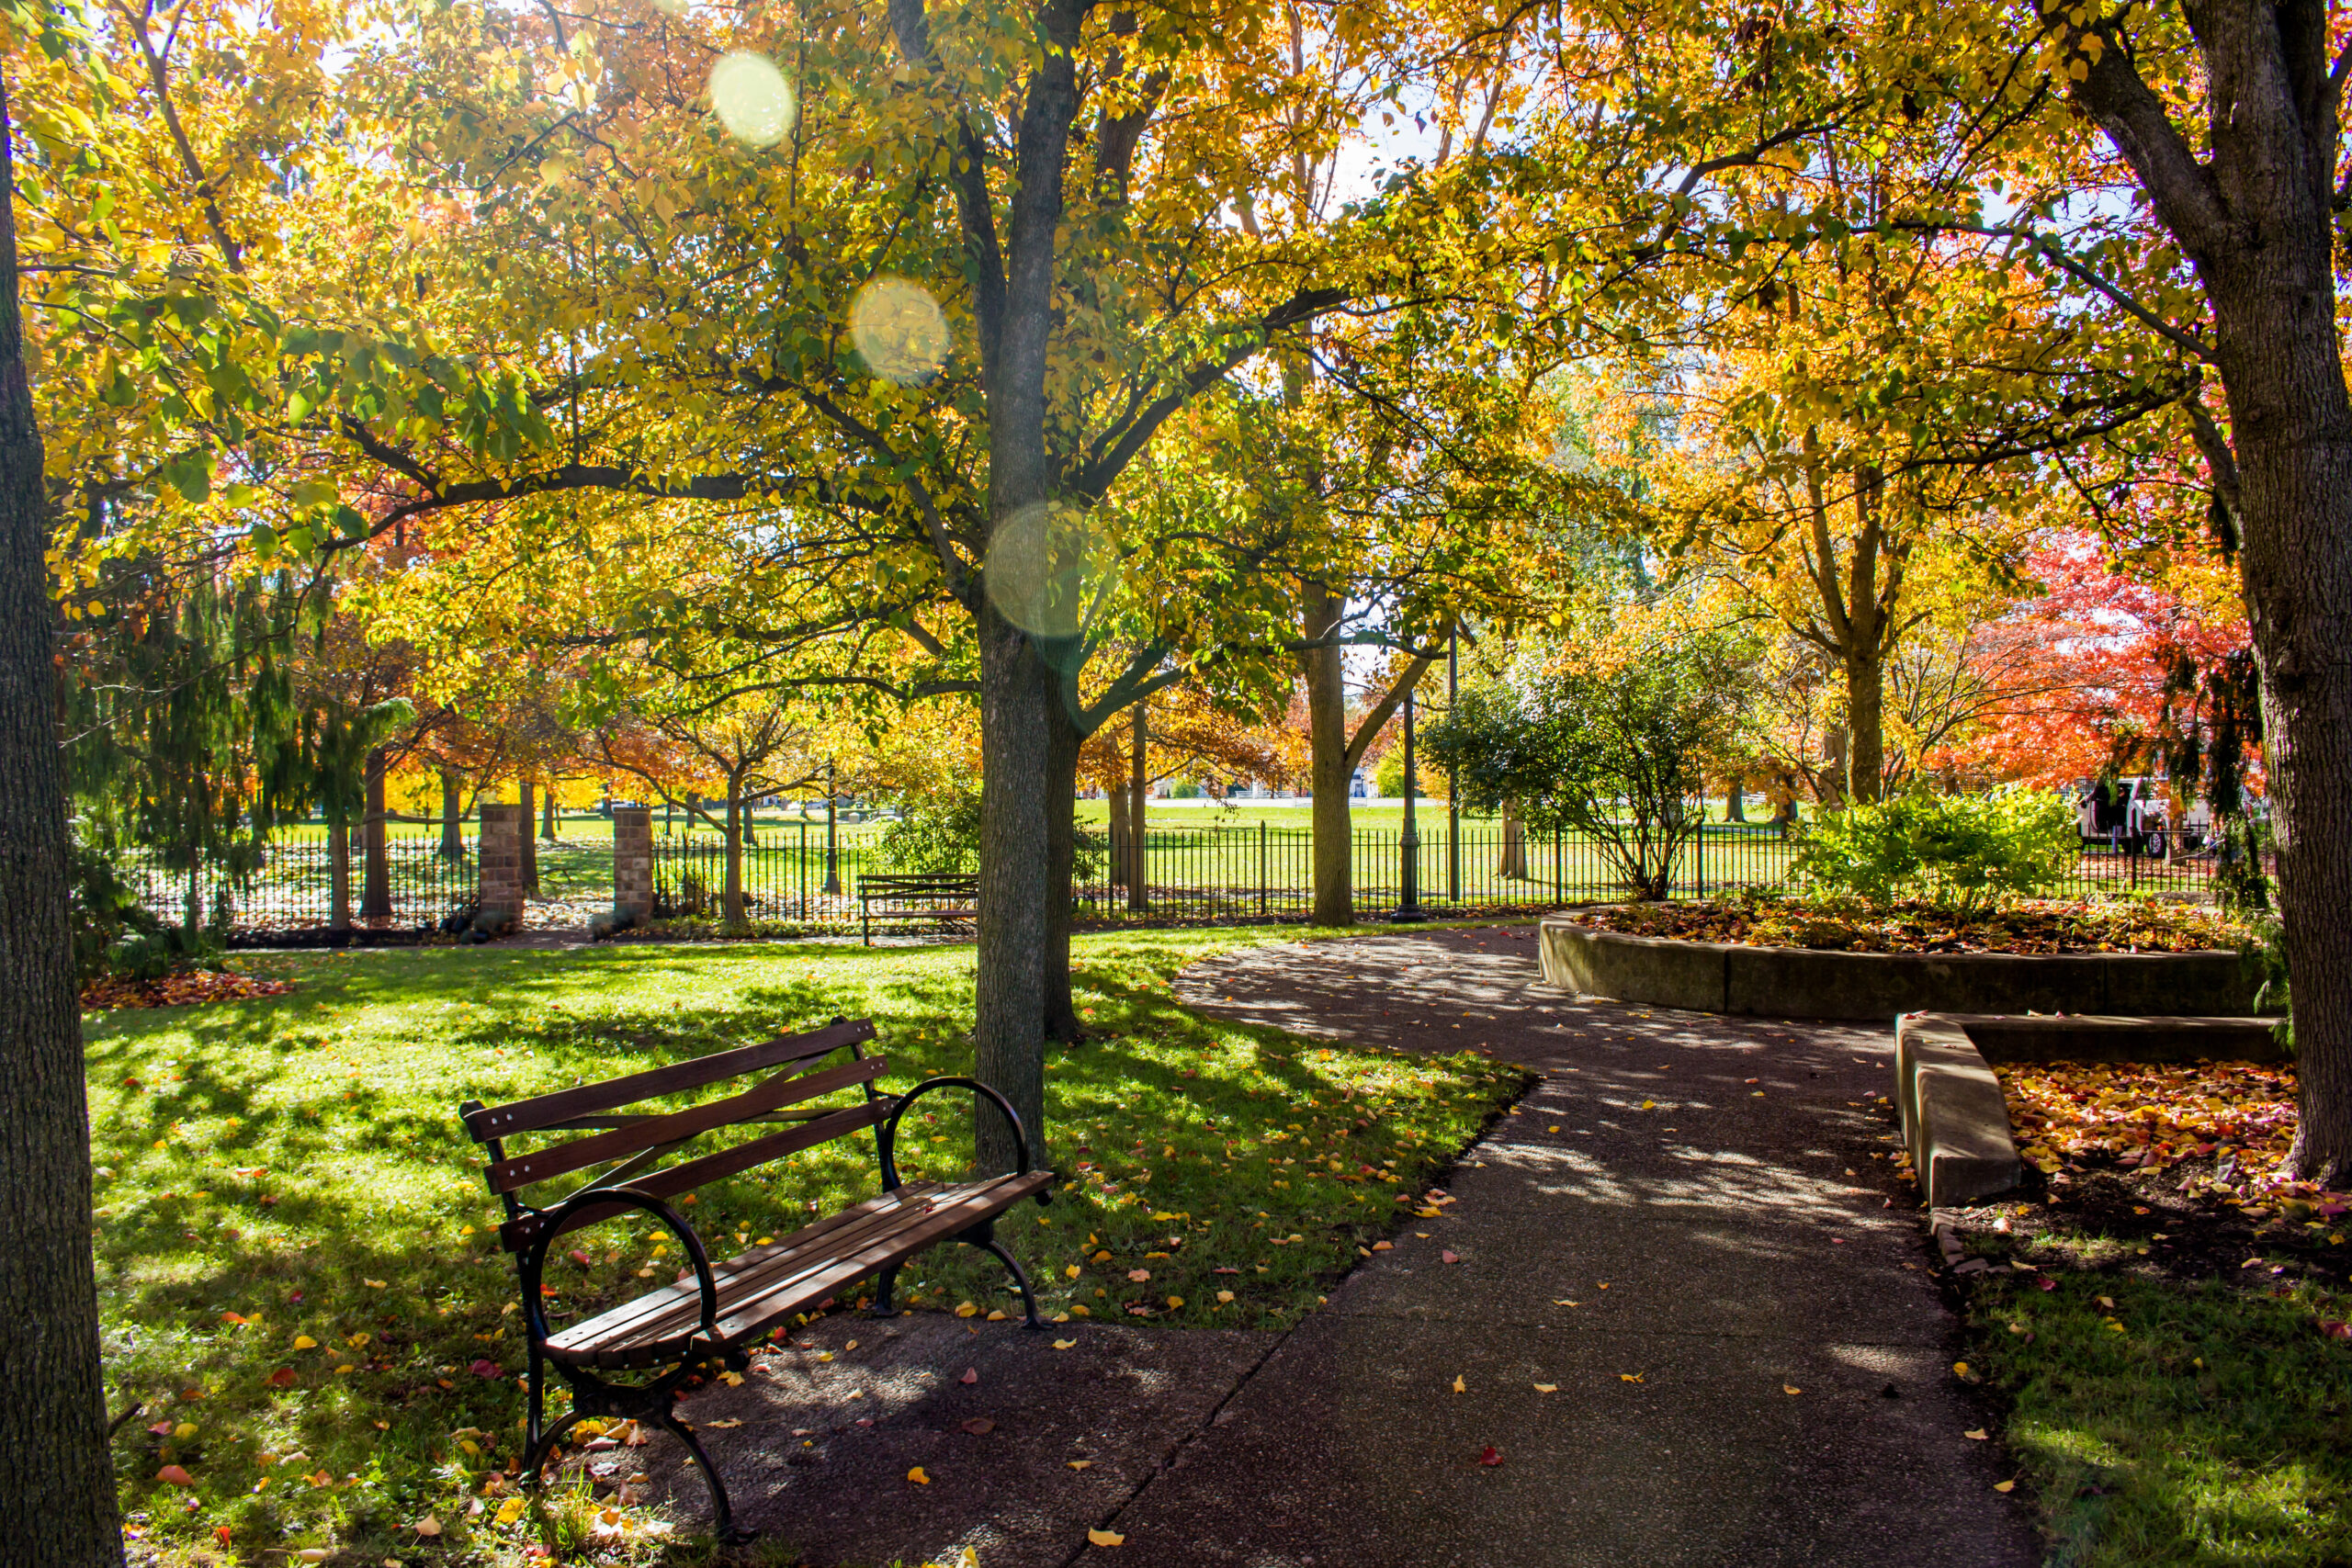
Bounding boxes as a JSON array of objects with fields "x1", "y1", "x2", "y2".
[
  {"x1": 90, "y1": 928, "x2": 1523, "y2": 1564},
  {"x1": 1966, "y1": 1244, "x2": 2352, "y2": 1564}
]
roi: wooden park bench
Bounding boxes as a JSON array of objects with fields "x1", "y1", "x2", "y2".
[
  {"x1": 458, "y1": 1017, "x2": 1055, "y2": 1542},
  {"x1": 856, "y1": 872, "x2": 979, "y2": 945}
]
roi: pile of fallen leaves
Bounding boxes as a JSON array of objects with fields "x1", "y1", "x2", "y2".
[
  {"x1": 80, "y1": 968, "x2": 295, "y2": 1011},
  {"x1": 1997, "y1": 1058, "x2": 2346, "y2": 1214},
  {"x1": 1567, "y1": 895, "x2": 2244, "y2": 954}
]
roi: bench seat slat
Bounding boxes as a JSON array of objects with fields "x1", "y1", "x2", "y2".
[
  {"x1": 464, "y1": 1019, "x2": 876, "y2": 1142},
  {"x1": 545, "y1": 1181, "x2": 949, "y2": 1358},
  {"x1": 497, "y1": 1100, "x2": 888, "y2": 1254},
  {"x1": 485, "y1": 1055, "x2": 888, "y2": 1196},
  {"x1": 546, "y1": 1172, "x2": 1051, "y2": 1367}
]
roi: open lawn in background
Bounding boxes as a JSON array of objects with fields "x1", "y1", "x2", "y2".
[{"x1": 88, "y1": 928, "x2": 1523, "y2": 1564}]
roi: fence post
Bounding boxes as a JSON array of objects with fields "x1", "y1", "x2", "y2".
[
  {"x1": 478, "y1": 803, "x2": 526, "y2": 932},
  {"x1": 613, "y1": 806, "x2": 653, "y2": 925},
  {"x1": 799, "y1": 820, "x2": 808, "y2": 920},
  {"x1": 1553, "y1": 829, "x2": 1563, "y2": 905},
  {"x1": 1694, "y1": 815, "x2": 1706, "y2": 901}
]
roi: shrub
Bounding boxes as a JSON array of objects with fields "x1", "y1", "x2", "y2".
[
  {"x1": 874, "y1": 786, "x2": 984, "y2": 873},
  {"x1": 1794, "y1": 788, "x2": 2079, "y2": 911}
]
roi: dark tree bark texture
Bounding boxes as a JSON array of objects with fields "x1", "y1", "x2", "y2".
[
  {"x1": 0, "y1": 70, "x2": 130, "y2": 1568},
  {"x1": 2071, "y1": 0, "x2": 2352, "y2": 1178},
  {"x1": 360, "y1": 746, "x2": 390, "y2": 919}
]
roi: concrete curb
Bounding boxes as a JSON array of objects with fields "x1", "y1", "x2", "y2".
[
  {"x1": 1894, "y1": 1012, "x2": 2287, "y2": 1208},
  {"x1": 1538, "y1": 919, "x2": 2263, "y2": 1020}
]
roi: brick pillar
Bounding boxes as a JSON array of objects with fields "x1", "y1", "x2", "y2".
[
  {"x1": 613, "y1": 806, "x2": 652, "y2": 923},
  {"x1": 478, "y1": 803, "x2": 526, "y2": 932}
]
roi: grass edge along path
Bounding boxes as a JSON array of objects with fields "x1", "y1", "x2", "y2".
[
  {"x1": 1965, "y1": 1267, "x2": 2352, "y2": 1568},
  {"x1": 88, "y1": 924, "x2": 1526, "y2": 1566}
]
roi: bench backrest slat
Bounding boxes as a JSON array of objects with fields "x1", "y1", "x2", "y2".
[
  {"x1": 463, "y1": 1019, "x2": 875, "y2": 1142},
  {"x1": 482, "y1": 1055, "x2": 888, "y2": 1196},
  {"x1": 497, "y1": 1099, "x2": 890, "y2": 1254}
]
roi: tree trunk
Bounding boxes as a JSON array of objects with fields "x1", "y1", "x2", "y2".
[
  {"x1": 1499, "y1": 799, "x2": 1526, "y2": 879},
  {"x1": 1725, "y1": 783, "x2": 1747, "y2": 823},
  {"x1": 360, "y1": 746, "x2": 390, "y2": 919},
  {"x1": 723, "y1": 769, "x2": 746, "y2": 931},
  {"x1": 1042, "y1": 702, "x2": 1085, "y2": 1043},
  {"x1": 1303, "y1": 588, "x2": 1355, "y2": 925},
  {"x1": 439, "y1": 769, "x2": 464, "y2": 860},
  {"x1": 973, "y1": 616, "x2": 1057, "y2": 1174},
  {"x1": 2208, "y1": 252, "x2": 2352, "y2": 1182},
  {"x1": 328, "y1": 811, "x2": 352, "y2": 931},
  {"x1": 0, "y1": 70, "x2": 123, "y2": 1564},
  {"x1": 518, "y1": 779, "x2": 539, "y2": 897},
  {"x1": 540, "y1": 783, "x2": 558, "y2": 841},
  {"x1": 1844, "y1": 642, "x2": 1886, "y2": 805},
  {"x1": 1107, "y1": 772, "x2": 1130, "y2": 889},
  {"x1": 1126, "y1": 700, "x2": 1148, "y2": 912}
]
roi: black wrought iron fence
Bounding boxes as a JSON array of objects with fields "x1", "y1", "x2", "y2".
[{"x1": 122, "y1": 829, "x2": 478, "y2": 932}]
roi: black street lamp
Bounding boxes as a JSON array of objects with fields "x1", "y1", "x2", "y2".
[
  {"x1": 822, "y1": 759, "x2": 842, "y2": 896},
  {"x1": 1391, "y1": 679, "x2": 1427, "y2": 923}
]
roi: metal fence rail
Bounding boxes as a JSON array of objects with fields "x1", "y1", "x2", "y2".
[
  {"x1": 117, "y1": 815, "x2": 2261, "y2": 936},
  {"x1": 123, "y1": 829, "x2": 478, "y2": 932}
]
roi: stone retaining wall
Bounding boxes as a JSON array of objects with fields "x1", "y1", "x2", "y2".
[{"x1": 1538, "y1": 919, "x2": 2264, "y2": 1020}]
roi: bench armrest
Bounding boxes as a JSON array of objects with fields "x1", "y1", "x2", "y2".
[
  {"x1": 517, "y1": 1184, "x2": 719, "y2": 1348},
  {"x1": 878, "y1": 1077, "x2": 1050, "y2": 1204}
]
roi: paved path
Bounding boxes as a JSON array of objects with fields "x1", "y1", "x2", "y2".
[
  {"x1": 1091, "y1": 924, "x2": 2040, "y2": 1567},
  {"x1": 644, "y1": 923, "x2": 2039, "y2": 1566}
]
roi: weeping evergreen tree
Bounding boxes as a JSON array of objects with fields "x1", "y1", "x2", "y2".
[{"x1": 62, "y1": 565, "x2": 309, "y2": 939}]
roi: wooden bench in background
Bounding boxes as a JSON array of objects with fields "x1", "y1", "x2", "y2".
[
  {"x1": 458, "y1": 1017, "x2": 1054, "y2": 1541},
  {"x1": 856, "y1": 872, "x2": 979, "y2": 944}
]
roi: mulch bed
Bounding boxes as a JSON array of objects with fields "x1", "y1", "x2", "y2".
[
  {"x1": 1924, "y1": 1057, "x2": 2349, "y2": 1298},
  {"x1": 80, "y1": 969, "x2": 297, "y2": 1011},
  {"x1": 1565, "y1": 895, "x2": 2244, "y2": 954}
]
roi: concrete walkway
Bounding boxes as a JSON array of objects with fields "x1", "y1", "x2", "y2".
[
  {"x1": 642, "y1": 923, "x2": 2039, "y2": 1566},
  {"x1": 1094, "y1": 924, "x2": 2041, "y2": 1566}
]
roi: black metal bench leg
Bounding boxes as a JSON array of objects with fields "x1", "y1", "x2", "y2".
[
  {"x1": 977, "y1": 1237, "x2": 1046, "y2": 1330},
  {"x1": 521, "y1": 1408, "x2": 585, "y2": 1483},
  {"x1": 662, "y1": 1404, "x2": 757, "y2": 1546},
  {"x1": 869, "y1": 1264, "x2": 899, "y2": 1316}
]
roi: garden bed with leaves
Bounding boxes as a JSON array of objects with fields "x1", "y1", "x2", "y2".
[{"x1": 1565, "y1": 895, "x2": 2245, "y2": 955}]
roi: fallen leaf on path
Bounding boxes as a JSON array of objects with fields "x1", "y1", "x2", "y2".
[
  {"x1": 1452, "y1": 1374, "x2": 1466, "y2": 1393},
  {"x1": 908, "y1": 1467, "x2": 931, "y2": 1484},
  {"x1": 1964, "y1": 1428, "x2": 1988, "y2": 1440},
  {"x1": 1532, "y1": 1383, "x2": 1557, "y2": 1393},
  {"x1": 1478, "y1": 1446, "x2": 1504, "y2": 1466},
  {"x1": 1088, "y1": 1528, "x2": 1125, "y2": 1546},
  {"x1": 1441, "y1": 1250, "x2": 1461, "y2": 1265},
  {"x1": 1620, "y1": 1372, "x2": 1645, "y2": 1383},
  {"x1": 1993, "y1": 1480, "x2": 2016, "y2": 1493},
  {"x1": 706, "y1": 1419, "x2": 743, "y2": 1429},
  {"x1": 1068, "y1": 1460, "x2": 1092, "y2": 1470},
  {"x1": 1783, "y1": 1385, "x2": 1803, "y2": 1395},
  {"x1": 1053, "y1": 1338, "x2": 1078, "y2": 1349},
  {"x1": 960, "y1": 1368, "x2": 979, "y2": 1385},
  {"x1": 961, "y1": 1418, "x2": 996, "y2": 1436}
]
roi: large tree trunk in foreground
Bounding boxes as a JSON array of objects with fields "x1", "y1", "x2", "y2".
[
  {"x1": 1843, "y1": 641, "x2": 1886, "y2": 807},
  {"x1": 360, "y1": 746, "x2": 390, "y2": 919},
  {"x1": 0, "y1": 71, "x2": 126, "y2": 1568},
  {"x1": 974, "y1": 615, "x2": 1057, "y2": 1173},
  {"x1": 2068, "y1": 0, "x2": 2352, "y2": 1178}
]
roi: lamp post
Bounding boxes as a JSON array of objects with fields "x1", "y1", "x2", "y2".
[
  {"x1": 1391, "y1": 677, "x2": 1427, "y2": 923},
  {"x1": 822, "y1": 759, "x2": 841, "y2": 896}
]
